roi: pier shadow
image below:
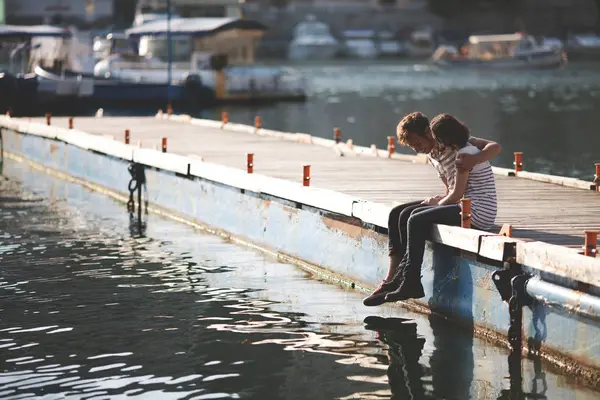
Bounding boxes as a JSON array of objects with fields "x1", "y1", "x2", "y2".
[
  {"x1": 497, "y1": 339, "x2": 548, "y2": 400},
  {"x1": 364, "y1": 313, "x2": 475, "y2": 400},
  {"x1": 428, "y1": 243, "x2": 474, "y2": 331},
  {"x1": 364, "y1": 316, "x2": 434, "y2": 399}
]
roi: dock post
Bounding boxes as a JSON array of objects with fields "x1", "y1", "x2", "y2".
[
  {"x1": 594, "y1": 163, "x2": 600, "y2": 192},
  {"x1": 161, "y1": 138, "x2": 167, "y2": 153},
  {"x1": 167, "y1": 104, "x2": 173, "y2": 116},
  {"x1": 221, "y1": 112, "x2": 228, "y2": 128},
  {"x1": 510, "y1": 152, "x2": 523, "y2": 176},
  {"x1": 45, "y1": 113, "x2": 51, "y2": 126},
  {"x1": 387, "y1": 136, "x2": 396, "y2": 158},
  {"x1": 500, "y1": 224, "x2": 513, "y2": 237},
  {"x1": 584, "y1": 231, "x2": 598, "y2": 257},
  {"x1": 125, "y1": 129, "x2": 130, "y2": 144},
  {"x1": 334, "y1": 128, "x2": 341, "y2": 144},
  {"x1": 254, "y1": 116, "x2": 261, "y2": 132},
  {"x1": 68, "y1": 117, "x2": 74, "y2": 130},
  {"x1": 461, "y1": 198, "x2": 471, "y2": 228},
  {"x1": 247, "y1": 153, "x2": 254, "y2": 174},
  {"x1": 303, "y1": 165, "x2": 311, "y2": 187}
]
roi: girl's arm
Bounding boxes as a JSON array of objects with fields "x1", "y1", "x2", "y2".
[
  {"x1": 438, "y1": 169, "x2": 469, "y2": 205},
  {"x1": 422, "y1": 176, "x2": 451, "y2": 205}
]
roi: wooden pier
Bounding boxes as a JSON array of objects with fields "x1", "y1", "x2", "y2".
[
  {"x1": 5, "y1": 114, "x2": 600, "y2": 383},
  {"x1": 23, "y1": 115, "x2": 600, "y2": 248}
]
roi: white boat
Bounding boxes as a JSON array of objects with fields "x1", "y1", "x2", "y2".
[
  {"x1": 0, "y1": 25, "x2": 94, "y2": 106},
  {"x1": 341, "y1": 30, "x2": 379, "y2": 59},
  {"x1": 432, "y1": 33, "x2": 566, "y2": 69},
  {"x1": 95, "y1": 17, "x2": 307, "y2": 100},
  {"x1": 406, "y1": 28, "x2": 436, "y2": 59},
  {"x1": 288, "y1": 15, "x2": 339, "y2": 61}
]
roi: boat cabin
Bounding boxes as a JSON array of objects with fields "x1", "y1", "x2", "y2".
[
  {"x1": 0, "y1": 24, "x2": 70, "y2": 74},
  {"x1": 124, "y1": 17, "x2": 267, "y2": 67},
  {"x1": 464, "y1": 33, "x2": 539, "y2": 59}
]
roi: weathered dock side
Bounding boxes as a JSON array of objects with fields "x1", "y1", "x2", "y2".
[{"x1": 1, "y1": 114, "x2": 600, "y2": 387}]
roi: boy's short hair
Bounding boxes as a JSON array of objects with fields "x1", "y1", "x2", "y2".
[
  {"x1": 396, "y1": 112, "x2": 430, "y2": 146},
  {"x1": 429, "y1": 113, "x2": 470, "y2": 150}
]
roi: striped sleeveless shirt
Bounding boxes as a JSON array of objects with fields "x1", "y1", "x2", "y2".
[{"x1": 428, "y1": 144, "x2": 497, "y2": 230}]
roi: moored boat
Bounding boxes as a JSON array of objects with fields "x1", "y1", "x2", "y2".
[
  {"x1": 120, "y1": 16, "x2": 307, "y2": 102},
  {"x1": 0, "y1": 24, "x2": 94, "y2": 114},
  {"x1": 287, "y1": 15, "x2": 340, "y2": 61},
  {"x1": 432, "y1": 33, "x2": 566, "y2": 69}
]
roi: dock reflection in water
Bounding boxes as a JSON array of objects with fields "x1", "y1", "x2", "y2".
[{"x1": 0, "y1": 159, "x2": 597, "y2": 399}]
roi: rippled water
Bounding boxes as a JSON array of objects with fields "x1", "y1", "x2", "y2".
[{"x1": 1, "y1": 159, "x2": 599, "y2": 399}]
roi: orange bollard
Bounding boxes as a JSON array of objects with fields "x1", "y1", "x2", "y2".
[
  {"x1": 500, "y1": 224, "x2": 513, "y2": 237},
  {"x1": 254, "y1": 116, "x2": 262, "y2": 131},
  {"x1": 387, "y1": 136, "x2": 396, "y2": 158},
  {"x1": 125, "y1": 129, "x2": 130, "y2": 144},
  {"x1": 594, "y1": 163, "x2": 600, "y2": 192},
  {"x1": 68, "y1": 117, "x2": 74, "y2": 129},
  {"x1": 513, "y1": 152, "x2": 523, "y2": 173},
  {"x1": 334, "y1": 128, "x2": 341, "y2": 144},
  {"x1": 247, "y1": 153, "x2": 254, "y2": 174},
  {"x1": 167, "y1": 104, "x2": 173, "y2": 116},
  {"x1": 303, "y1": 165, "x2": 311, "y2": 187},
  {"x1": 46, "y1": 113, "x2": 51, "y2": 126},
  {"x1": 221, "y1": 111, "x2": 229, "y2": 128},
  {"x1": 161, "y1": 137, "x2": 167, "y2": 153},
  {"x1": 584, "y1": 231, "x2": 598, "y2": 257},
  {"x1": 461, "y1": 198, "x2": 471, "y2": 229}
]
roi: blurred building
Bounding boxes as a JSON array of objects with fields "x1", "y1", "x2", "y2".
[
  {"x1": 139, "y1": 0, "x2": 244, "y2": 17},
  {"x1": 4, "y1": 0, "x2": 114, "y2": 26}
]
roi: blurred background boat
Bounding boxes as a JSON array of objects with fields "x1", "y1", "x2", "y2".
[
  {"x1": 287, "y1": 14, "x2": 340, "y2": 61},
  {"x1": 432, "y1": 33, "x2": 566, "y2": 69}
]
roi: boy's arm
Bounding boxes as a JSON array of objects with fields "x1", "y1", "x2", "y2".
[
  {"x1": 438, "y1": 170, "x2": 469, "y2": 205},
  {"x1": 457, "y1": 137, "x2": 502, "y2": 171}
]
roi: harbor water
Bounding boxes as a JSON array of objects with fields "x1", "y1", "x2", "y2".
[
  {"x1": 1, "y1": 154, "x2": 599, "y2": 399},
  {"x1": 203, "y1": 60, "x2": 600, "y2": 181}
]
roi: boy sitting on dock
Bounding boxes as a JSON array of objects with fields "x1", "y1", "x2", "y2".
[{"x1": 364, "y1": 112, "x2": 500, "y2": 306}]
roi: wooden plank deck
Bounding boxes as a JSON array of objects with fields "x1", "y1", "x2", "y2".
[{"x1": 27, "y1": 116, "x2": 600, "y2": 247}]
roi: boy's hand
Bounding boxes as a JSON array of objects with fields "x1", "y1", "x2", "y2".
[
  {"x1": 456, "y1": 153, "x2": 477, "y2": 172},
  {"x1": 421, "y1": 195, "x2": 443, "y2": 205}
]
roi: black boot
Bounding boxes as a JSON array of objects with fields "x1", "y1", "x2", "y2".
[
  {"x1": 384, "y1": 267, "x2": 425, "y2": 302},
  {"x1": 363, "y1": 255, "x2": 409, "y2": 307}
]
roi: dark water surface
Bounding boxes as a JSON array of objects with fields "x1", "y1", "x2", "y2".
[
  {"x1": 1, "y1": 159, "x2": 599, "y2": 399},
  {"x1": 203, "y1": 60, "x2": 600, "y2": 181}
]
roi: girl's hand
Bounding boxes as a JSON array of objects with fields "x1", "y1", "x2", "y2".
[{"x1": 421, "y1": 195, "x2": 443, "y2": 205}]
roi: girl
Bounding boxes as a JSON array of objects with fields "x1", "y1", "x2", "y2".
[{"x1": 383, "y1": 114, "x2": 498, "y2": 302}]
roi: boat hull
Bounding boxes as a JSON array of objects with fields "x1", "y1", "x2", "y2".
[
  {"x1": 434, "y1": 53, "x2": 566, "y2": 69},
  {"x1": 288, "y1": 43, "x2": 339, "y2": 61}
]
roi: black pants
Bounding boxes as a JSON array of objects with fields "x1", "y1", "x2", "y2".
[
  {"x1": 388, "y1": 200, "x2": 430, "y2": 257},
  {"x1": 388, "y1": 200, "x2": 461, "y2": 274}
]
